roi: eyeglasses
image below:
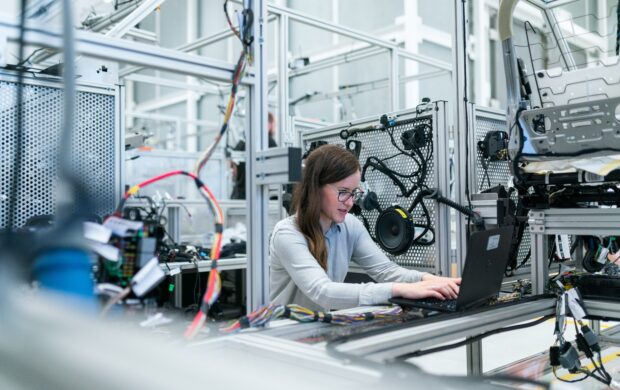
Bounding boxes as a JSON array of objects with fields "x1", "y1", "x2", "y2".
[{"x1": 329, "y1": 185, "x2": 364, "y2": 203}]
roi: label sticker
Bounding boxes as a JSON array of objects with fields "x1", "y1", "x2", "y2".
[
  {"x1": 486, "y1": 234, "x2": 500, "y2": 251},
  {"x1": 395, "y1": 208, "x2": 408, "y2": 219}
]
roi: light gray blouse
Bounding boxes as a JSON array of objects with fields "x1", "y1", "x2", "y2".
[{"x1": 269, "y1": 214, "x2": 428, "y2": 311}]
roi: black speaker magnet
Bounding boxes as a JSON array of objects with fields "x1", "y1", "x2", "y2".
[{"x1": 375, "y1": 206, "x2": 415, "y2": 256}]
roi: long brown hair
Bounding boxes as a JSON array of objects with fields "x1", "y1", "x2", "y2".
[{"x1": 291, "y1": 144, "x2": 360, "y2": 270}]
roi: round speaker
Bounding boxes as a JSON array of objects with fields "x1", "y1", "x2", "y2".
[{"x1": 375, "y1": 206, "x2": 415, "y2": 255}]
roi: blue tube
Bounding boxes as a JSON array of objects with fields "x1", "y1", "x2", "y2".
[{"x1": 32, "y1": 249, "x2": 96, "y2": 310}]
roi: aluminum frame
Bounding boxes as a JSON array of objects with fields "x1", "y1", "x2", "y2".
[
  {"x1": 452, "y1": 0, "x2": 469, "y2": 277},
  {"x1": 0, "y1": 16, "x2": 253, "y2": 84},
  {"x1": 333, "y1": 298, "x2": 556, "y2": 363},
  {"x1": 0, "y1": 69, "x2": 124, "y2": 228},
  {"x1": 456, "y1": 103, "x2": 534, "y2": 280},
  {"x1": 246, "y1": 0, "x2": 270, "y2": 311},
  {"x1": 270, "y1": 3, "x2": 452, "y2": 140},
  {"x1": 299, "y1": 102, "x2": 453, "y2": 275},
  {"x1": 1, "y1": 2, "x2": 267, "y2": 310},
  {"x1": 528, "y1": 208, "x2": 620, "y2": 294}
]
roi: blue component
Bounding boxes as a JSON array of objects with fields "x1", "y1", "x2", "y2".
[
  {"x1": 32, "y1": 249, "x2": 96, "y2": 306},
  {"x1": 522, "y1": 134, "x2": 536, "y2": 154}
]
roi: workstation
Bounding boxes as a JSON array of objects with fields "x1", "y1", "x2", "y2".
[{"x1": 2, "y1": 0, "x2": 620, "y2": 388}]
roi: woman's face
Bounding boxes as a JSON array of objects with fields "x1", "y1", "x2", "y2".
[{"x1": 319, "y1": 170, "x2": 361, "y2": 226}]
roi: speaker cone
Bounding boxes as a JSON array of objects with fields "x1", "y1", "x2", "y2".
[{"x1": 375, "y1": 206, "x2": 414, "y2": 255}]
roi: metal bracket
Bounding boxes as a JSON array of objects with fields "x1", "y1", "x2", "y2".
[
  {"x1": 528, "y1": 210, "x2": 545, "y2": 233},
  {"x1": 518, "y1": 96, "x2": 620, "y2": 162},
  {"x1": 255, "y1": 147, "x2": 302, "y2": 185}
]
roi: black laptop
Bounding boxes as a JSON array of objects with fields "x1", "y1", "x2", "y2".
[{"x1": 390, "y1": 226, "x2": 514, "y2": 312}]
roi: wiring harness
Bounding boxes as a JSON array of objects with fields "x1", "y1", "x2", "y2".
[
  {"x1": 343, "y1": 114, "x2": 436, "y2": 247},
  {"x1": 109, "y1": 170, "x2": 224, "y2": 338},
  {"x1": 193, "y1": 0, "x2": 254, "y2": 177},
  {"x1": 548, "y1": 282, "x2": 613, "y2": 385},
  {"x1": 219, "y1": 304, "x2": 403, "y2": 333}
]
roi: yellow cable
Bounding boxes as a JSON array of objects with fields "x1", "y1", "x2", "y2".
[{"x1": 127, "y1": 185, "x2": 141, "y2": 196}]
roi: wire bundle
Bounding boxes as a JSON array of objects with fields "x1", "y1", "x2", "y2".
[
  {"x1": 108, "y1": 170, "x2": 224, "y2": 327},
  {"x1": 346, "y1": 116, "x2": 436, "y2": 247},
  {"x1": 549, "y1": 285, "x2": 613, "y2": 386},
  {"x1": 551, "y1": 318, "x2": 613, "y2": 385},
  {"x1": 219, "y1": 303, "x2": 286, "y2": 333},
  {"x1": 183, "y1": 0, "x2": 256, "y2": 340},
  {"x1": 184, "y1": 260, "x2": 222, "y2": 339},
  {"x1": 219, "y1": 304, "x2": 403, "y2": 333},
  {"x1": 113, "y1": 170, "x2": 223, "y2": 260},
  {"x1": 193, "y1": 1, "x2": 254, "y2": 177}
]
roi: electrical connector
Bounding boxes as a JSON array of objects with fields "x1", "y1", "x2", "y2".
[
  {"x1": 549, "y1": 346, "x2": 561, "y2": 366},
  {"x1": 581, "y1": 325, "x2": 601, "y2": 353},
  {"x1": 559, "y1": 342, "x2": 581, "y2": 373},
  {"x1": 380, "y1": 114, "x2": 397, "y2": 128},
  {"x1": 575, "y1": 333, "x2": 594, "y2": 358}
]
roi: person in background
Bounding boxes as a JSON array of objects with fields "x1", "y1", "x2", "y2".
[
  {"x1": 269, "y1": 144, "x2": 461, "y2": 311},
  {"x1": 230, "y1": 112, "x2": 277, "y2": 199}
]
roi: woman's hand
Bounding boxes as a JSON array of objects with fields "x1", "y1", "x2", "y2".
[{"x1": 392, "y1": 275, "x2": 461, "y2": 300}]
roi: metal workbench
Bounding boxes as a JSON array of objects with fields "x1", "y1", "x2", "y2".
[{"x1": 229, "y1": 296, "x2": 620, "y2": 377}]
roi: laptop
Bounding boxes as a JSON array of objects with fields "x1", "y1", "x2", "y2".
[{"x1": 390, "y1": 225, "x2": 514, "y2": 313}]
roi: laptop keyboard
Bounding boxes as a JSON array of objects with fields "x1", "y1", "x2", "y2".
[{"x1": 414, "y1": 298, "x2": 458, "y2": 312}]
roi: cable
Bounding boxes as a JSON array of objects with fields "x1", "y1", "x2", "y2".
[
  {"x1": 193, "y1": 1, "x2": 254, "y2": 178},
  {"x1": 462, "y1": 0, "x2": 471, "y2": 214},
  {"x1": 395, "y1": 314, "x2": 554, "y2": 359},
  {"x1": 193, "y1": 51, "x2": 248, "y2": 177},
  {"x1": 524, "y1": 21, "x2": 544, "y2": 107},
  {"x1": 219, "y1": 304, "x2": 404, "y2": 333},
  {"x1": 359, "y1": 121, "x2": 432, "y2": 198},
  {"x1": 616, "y1": 0, "x2": 619, "y2": 55},
  {"x1": 100, "y1": 286, "x2": 131, "y2": 317},
  {"x1": 514, "y1": 249, "x2": 531, "y2": 270},
  {"x1": 111, "y1": 170, "x2": 224, "y2": 336},
  {"x1": 7, "y1": 0, "x2": 28, "y2": 233},
  {"x1": 324, "y1": 319, "x2": 552, "y2": 390},
  {"x1": 408, "y1": 188, "x2": 484, "y2": 230},
  {"x1": 478, "y1": 156, "x2": 492, "y2": 191},
  {"x1": 223, "y1": 0, "x2": 241, "y2": 40},
  {"x1": 552, "y1": 367, "x2": 589, "y2": 383},
  {"x1": 348, "y1": 115, "x2": 435, "y2": 248}
]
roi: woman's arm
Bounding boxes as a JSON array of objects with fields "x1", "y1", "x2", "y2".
[
  {"x1": 392, "y1": 277, "x2": 461, "y2": 300},
  {"x1": 350, "y1": 218, "x2": 460, "y2": 299},
  {"x1": 351, "y1": 218, "x2": 428, "y2": 283},
  {"x1": 271, "y1": 228, "x2": 394, "y2": 309}
]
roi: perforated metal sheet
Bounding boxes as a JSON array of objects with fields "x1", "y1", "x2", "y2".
[
  {"x1": 300, "y1": 107, "x2": 447, "y2": 271},
  {"x1": 472, "y1": 108, "x2": 531, "y2": 271},
  {"x1": 473, "y1": 115, "x2": 512, "y2": 192},
  {"x1": 0, "y1": 74, "x2": 120, "y2": 229}
]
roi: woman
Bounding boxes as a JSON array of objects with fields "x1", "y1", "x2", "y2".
[{"x1": 270, "y1": 144, "x2": 460, "y2": 311}]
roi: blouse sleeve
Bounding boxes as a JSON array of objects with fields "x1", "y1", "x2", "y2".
[{"x1": 271, "y1": 226, "x2": 394, "y2": 309}]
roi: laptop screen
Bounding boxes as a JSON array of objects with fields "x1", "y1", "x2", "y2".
[{"x1": 456, "y1": 225, "x2": 515, "y2": 309}]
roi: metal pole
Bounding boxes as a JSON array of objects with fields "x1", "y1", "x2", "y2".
[
  {"x1": 278, "y1": 14, "x2": 289, "y2": 127},
  {"x1": 466, "y1": 340, "x2": 483, "y2": 376},
  {"x1": 435, "y1": 101, "x2": 452, "y2": 276},
  {"x1": 246, "y1": 0, "x2": 270, "y2": 311},
  {"x1": 453, "y1": 0, "x2": 469, "y2": 276},
  {"x1": 531, "y1": 230, "x2": 548, "y2": 295}
]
